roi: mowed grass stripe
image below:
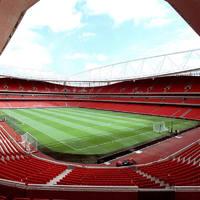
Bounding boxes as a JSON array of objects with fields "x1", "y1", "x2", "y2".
[
  {"x1": 39, "y1": 108, "x2": 157, "y2": 145},
  {"x1": 5, "y1": 108, "x2": 159, "y2": 153},
  {"x1": 17, "y1": 122, "x2": 75, "y2": 152},
  {"x1": 42, "y1": 106, "x2": 161, "y2": 152},
  {"x1": 3, "y1": 109, "x2": 105, "y2": 152},
  {"x1": 79, "y1": 130, "x2": 160, "y2": 153},
  {"x1": 25, "y1": 109, "x2": 120, "y2": 138},
  {"x1": 72, "y1": 108, "x2": 196, "y2": 131},
  {"x1": 21, "y1": 109, "x2": 125, "y2": 149},
  {"x1": 1, "y1": 108, "x2": 198, "y2": 155},
  {"x1": 78, "y1": 129, "x2": 163, "y2": 154},
  {"x1": 82, "y1": 128, "x2": 162, "y2": 153},
  {"x1": 72, "y1": 107, "x2": 192, "y2": 125},
  {"x1": 72, "y1": 107, "x2": 162, "y2": 122},
  {"x1": 28, "y1": 108, "x2": 142, "y2": 149},
  {"x1": 38, "y1": 108, "x2": 126, "y2": 139},
  {"x1": 14, "y1": 109, "x2": 79, "y2": 140},
  {"x1": 46, "y1": 108, "x2": 142, "y2": 129},
  {"x1": 13, "y1": 108, "x2": 192, "y2": 152},
  {"x1": 43, "y1": 108, "x2": 146, "y2": 132},
  {"x1": 51, "y1": 108, "x2": 152, "y2": 128},
  {"x1": 53, "y1": 107, "x2": 194, "y2": 132},
  {"x1": 22, "y1": 108, "x2": 131, "y2": 153},
  {"x1": 2, "y1": 109, "x2": 77, "y2": 151},
  {"x1": 79, "y1": 129, "x2": 160, "y2": 151}
]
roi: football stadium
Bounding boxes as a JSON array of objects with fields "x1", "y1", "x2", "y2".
[{"x1": 0, "y1": 0, "x2": 199, "y2": 200}]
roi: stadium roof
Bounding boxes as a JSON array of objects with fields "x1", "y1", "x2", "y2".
[
  {"x1": 0, "y1": 0, "x2": 39, "y2": 55},
  {"x1": 66, "y1": 49, "x2": 200, "y2": 84},
  {"x1": 0, "y1": 48, "x2": 199, "y2": 87},
  {"x1": 0, "y1": 0, "x2": 199, "y2": 84},
  {"x1": 166, "y1": 0, "x2": 200, "y2": 36}
]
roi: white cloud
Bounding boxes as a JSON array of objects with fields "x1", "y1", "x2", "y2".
[
  {"x1": 145, "y1": 28, "x2": 200, "y2": 56},
  {"x1": 24, "y1": 0, "x2": 83, "y2": 32},
  {"x1": 65, "y1": 52, "x2": 108, "y2": 62},
  {"x1": 96, "y1": 54, "x2": 108, "y2": 62},
  {"x1": 65, "y1": 52, "x2": 90, "y2": 60},
  {"x1": 0, "y1": 0, "x2": 83, "y2": 80},
  {"x1": 84, "y1": 0, "x2": 170, "y2": 26},
  {"x1": 81, "y1": 32, "x2": 96, "y2": 38},
  {"x1": 146, "y1": 18, "x2": 172, "y2": 28},
  {"x1": 85, "y1": 63, "x2": 101, "y2": 70},
  {"x1": 0, "y1": 23, "x2": 52, "y2": 71}
]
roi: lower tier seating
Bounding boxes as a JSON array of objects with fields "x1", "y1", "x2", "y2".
[
  {"x1": 58, "y1": 143, "x2": 200, "y2": 187},
  {"x1": 66, "y1": 101, "x2": 200, "y2": 120},
  {"x1": 58, "y1": 168, "x2": 160, "y2": 188},
  {"x1": 0, "y1": 117, "x2": 199, "y2": 188},
  {"x1": 176, "y1": 143, "x2": 200, "y2": 163},
  {"x1": 0, "y1": 156, "x2": 67, "y2": 184},
  {"x1": 139, "y1": 143, "x2": 200, "y2": 186},
  {"x1": 0, "y1": 123, "x2": 67, "y2": 184}
]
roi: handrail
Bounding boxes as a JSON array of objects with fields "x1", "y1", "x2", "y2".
[
  {"x1": 0, "y1": 178, "x2": 200, "y2": 192},
  {"x1": 135, "y1": 138, "x2": 200, "y2": 167}
]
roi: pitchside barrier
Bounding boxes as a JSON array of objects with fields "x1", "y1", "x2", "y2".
[{"x1": 153, "y1": 121, "x2": 168, "y2": 133}]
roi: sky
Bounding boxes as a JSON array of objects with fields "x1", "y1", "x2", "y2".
[{"x1": 0, "y1": 0, "x2": 200, "y2": 80}]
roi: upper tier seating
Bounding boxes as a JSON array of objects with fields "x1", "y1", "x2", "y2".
[
  {"x1": 0, "y1": 76, "x2": 199, "y2": 117},
  {"x1": 0, "y1": 78, "x2": 65, "y2": 93},
  {"x1": 0, "y1": 76, "x2": 199, "y2": 94}
]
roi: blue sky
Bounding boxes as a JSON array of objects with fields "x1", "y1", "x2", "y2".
[{"x1": 0, "y1": 0, "x2": 200, "y2": 80}]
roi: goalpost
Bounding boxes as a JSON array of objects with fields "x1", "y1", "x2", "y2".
[
  {"x1": 153, "y1": 121, "x2": 168, "y2": 133},
  {"x1": 20, "y1": 132, "x2": 38, "y2": 153}
]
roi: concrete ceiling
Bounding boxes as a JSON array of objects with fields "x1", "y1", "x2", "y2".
[
  {"x1": 166, "y1": 0, "x2": 200, "y2": 36},
  {"x1": 0, "y1": 0, "x2": 39, "y2": 55}
]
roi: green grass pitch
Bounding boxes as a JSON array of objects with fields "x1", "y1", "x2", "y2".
[{"x1": 1, "y1": 107, "x2": 198, "y2": 155}]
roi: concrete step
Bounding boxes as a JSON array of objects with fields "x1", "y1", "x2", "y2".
[{"x1": 47, "y1": 168, "x2": 72, "y2": 185}]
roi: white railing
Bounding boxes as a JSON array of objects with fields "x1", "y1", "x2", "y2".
[{"x1": 0, "y1": 178, "x2": 199, "y2": 192}]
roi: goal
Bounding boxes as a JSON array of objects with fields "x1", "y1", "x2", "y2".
[
  {"x1": 20, "y1": 132, "x2": 38, "y2": 153},
  {"x1": 153, "y1": 121, "x2": 168, "y2": 133}
]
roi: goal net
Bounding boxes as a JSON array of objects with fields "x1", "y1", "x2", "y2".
[
  {"x1": 20, "y1": 132, "x2": 38, "y2": 153},
  {"x1": 153, "y1": 121, "x2": 168, "y2": 133}
]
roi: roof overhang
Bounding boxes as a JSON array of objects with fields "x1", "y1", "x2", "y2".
[
  {"x1": 165, "y1": 0, "x2": 200, "y2": 36},
  {"x1": 0, "y1": 0, "x2": 39, "y2": 55}
]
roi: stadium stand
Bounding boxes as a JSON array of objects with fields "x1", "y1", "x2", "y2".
[
  {"x1": 0, "y1": 123, "x2": 67, "y2": 184},
  {"x1": 0, "y1": 76, "x2": 199, "y2": 199},
  {"x1": 0, "y1": 156, "x2": 67, "y2": 184},
  {"x1": 57, "y1": 141, "x2": 200, "y2": 188},
  {"x1": 0, "y1": 76, "x2": 199, "y2": 121},
  {"x1": 0, "y1": 120, "x2": 199, "y2": 188},
  {"x1": 0, "y1": 75, "x2": 199, "y2": 93},
  {"x1": 58, "y1": 167, "x2": 161, "y2": 188},
  {"x1": 0, "y1": 0, "x2": 199, "y2": 199},
  {"x1": 139, "y1": 142, "x2": 200, "y2": 186}
]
